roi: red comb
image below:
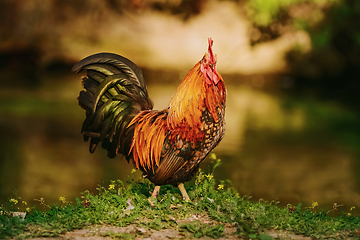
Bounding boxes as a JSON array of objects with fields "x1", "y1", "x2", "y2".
[
  {"x1": 201, "y1": 38, "x2": 219, "y2": 85},
  {"x1": 207, "y1": 38, "x2": 216, "y2": 64}
]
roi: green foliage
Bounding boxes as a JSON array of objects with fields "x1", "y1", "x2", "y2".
[
  {"x1": 246, "y1": 0, "x2": 304, "y2": 26},
  {"x1": 296, "y1": 0, "x2": 360, "y2": 52},
  {"x1": 1, "y1": 155, "x2": 360, "y2": 239},
  {"x1": 245, "y1": 0, "x2": 339, "y2": 27},
  {"x1": 179, "y1": 220, "x2": 224, "y2": 239}
]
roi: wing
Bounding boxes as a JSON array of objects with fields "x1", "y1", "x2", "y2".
[{"x1": 144, "y1": 134, "x2": 196, "y2": 186}]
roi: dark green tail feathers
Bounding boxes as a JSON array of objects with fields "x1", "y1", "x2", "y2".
[{"x1": 73, "y1": 53, "x2": 153, "y2": 159}]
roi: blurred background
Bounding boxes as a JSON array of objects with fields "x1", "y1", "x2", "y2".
[{"x1": 1, "y1": 0, "x2": 360, "y2": 212}]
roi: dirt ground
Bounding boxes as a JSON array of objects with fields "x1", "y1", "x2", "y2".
[{"x1": 25, "y1": 215, "x2": 311, "y2": 240}]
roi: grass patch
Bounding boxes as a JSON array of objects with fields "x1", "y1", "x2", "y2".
[
  {"x1": 1, "y1": 154, "x2": 360, "y2": 239},
  {"x1": 179, "y1": 220, "x2": 224, "y2": 239}
]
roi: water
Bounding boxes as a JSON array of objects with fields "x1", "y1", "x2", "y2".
[{"x1": 1, "y1": 73, "x2": 359, "y2": 213}]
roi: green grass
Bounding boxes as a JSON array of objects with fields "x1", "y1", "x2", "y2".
[{"x1": 1, "y1": 155, "x2": 360, "y2": 239}]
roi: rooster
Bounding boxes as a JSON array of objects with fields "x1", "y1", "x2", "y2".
[{"x1": 72, "y1": 38, "x2": 226, "y2": 201}]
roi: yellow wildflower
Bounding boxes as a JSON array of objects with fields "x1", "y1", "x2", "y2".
[
  {"x1": 351, "y1": 206, "x2": 356, "y2": 211},
  {"x1": 9, "y1": 198, "x2": 18, "y2": 204},
  {"x1": 205, "y1": 174, "x2": 213, "y2": 180},
  {"x1": 22, "y1": 201, "x2": 27, "y2": 205},
  {"x1": 218, "y1": 184, "x2": 224, "y2": 190},
  {"x1": 59, "y1": 196, "x2": 66, "y2": 203},
  {"x1": 108, "y1": 184, "x2": 115, "y2": 190},
  {"x1": 311, "y1": 201, "x2": 318, "y2": 208},
  {"x1": 26, "y1": 207, "x2": 30, "y2": 212},
  {"x1": 131, "y1": 169, "x2": 137, "y2": 174},
  {"x1": 209, "y1": 153, "x2": 217, "y2": 160}
]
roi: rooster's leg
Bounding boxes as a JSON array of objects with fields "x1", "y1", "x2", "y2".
[
  {"x1": 151, "y1": 185, "x2": 160, "y2": 198},
  {"x1": 148, "y1": 185, "x2": 160, "y2": 207},
  {"x1": 178, "y1": 183, "x2": 190, "y2": 202}
]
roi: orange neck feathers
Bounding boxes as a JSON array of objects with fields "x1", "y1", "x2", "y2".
[
  {"x1": 167, "y1": 62, "x2": 204, "y2": 130},
  {"x1": 167, "y1": 55, "x2": 225, "y2": 131}
]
